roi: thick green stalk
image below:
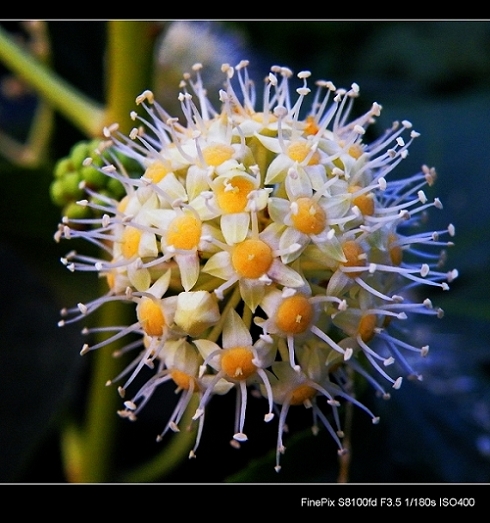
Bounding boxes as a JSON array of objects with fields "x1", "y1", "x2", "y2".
[
  {"x1": 61, "y1": 296, "x2": 131, "y2": 483},
  {"x1": 120, "y1": 394, "x2": 199, "y2": 483},
  {"x1": 76, "y1": 299, "x2": 130, "y2": 483},
  {"x1": 71, "y1": 21, "x2": 158, "y2": 483},
  {"x1": 104, "y1": 21, "x2": 158, "y2": 134},
  {"x1": 0, "y1": 24, "x2": 105, "y2": 137}
]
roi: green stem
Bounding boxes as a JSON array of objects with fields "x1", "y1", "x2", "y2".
[
  {"x1": 0, "y1": 22, "x2": 54, "y2": 167},
  {"x1": 67, "y1": 22, "x2": 159, "y2": 483},
  {"x1": 104, "y1": 21, "x2": 158, "y2": 134},
  {"x1": 120, "y1": 394, "x2": 199, "y2": 483},
  {"x1": 0, "y1": 24, "x2": 105, "y2": 137},
  {"x1": 75, "y1": 297, "x2": 131, "y2": 483},
  {"x1": 60, "y1": 297, "x2": 131, "y2": 483}
]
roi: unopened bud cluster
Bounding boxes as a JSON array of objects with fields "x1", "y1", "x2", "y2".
[
  {"x1": 55, "y1": 61, "x2": 457, "y2": 471},
  {"x1": 50, "y1": 138, "x2": 142, "y2": 220}
]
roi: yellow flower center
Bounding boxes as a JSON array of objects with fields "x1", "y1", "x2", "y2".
[
  {"x1": 290, "y1": 384, "x2": 316, "y2": 405},
  {"x1": 117, "y1": 195, "x2": 129, "y2": 213},
  {"x1": 252, "y1": 112, "x2": 278, "y2": 124},
  {"x1": 388, "y1": 233, "x2": 403, "y2": 266},
  {"x1": 221, "y1": 347, "x2": 256, "y2": 380},
  {"x1": 290, "y1": 197, "x2": 327, "y2": 235},
  {"x1": 171, "y1": 369, "x2": 198, "y2": 391},
  {"x1": 144, "y1": 161, "x2": 170, "y2": 183},
  {"x1": 349, "y1": 185, "x2": 374, "y2": 216},
  {"x1": 232, "y1": 239, "x2": 273, "y2": 279},
  {"x1": 121, "y1": 226, "x2": 142, "y2": 258},
  {"x1": 215, "y1": 176, "x2": 256, "y2": 214},
  {"x1": 358, "y1": 314, "x2": 377, "y2": 343},
  {"x1": 332, "y1": 143, "x2": 364, "y2": 170},
  {"x1": 287, "y1": 141, "x2": 320, "y2": 164},
  {"x1": 303, "y1": 115, "x2": 319, "y2": 136},
  {"x1": 137, "y1": 296, "x2": 166, "y2": 337},
  {"x1": 275, "y1": 294, "x2": 314, "y2": 335},
  {"x1": 342, "y1": 240, "x2": 366, "y2": 278},
  {"x1": 166, "y1": 213, "x2": 202, "y2": 250},
  {"x1": 105, "y1": 266, "x2": 117, "y2": 290},
  {"x1": 348, "y1": 143, "x2": 363, "y2": 159},
  {"x1": 202, "y1": 144, "x2": 235, "y2": 166}
]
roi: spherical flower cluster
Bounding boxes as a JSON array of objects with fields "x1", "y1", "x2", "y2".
[{"x1": 55, "y1": 61, "x2": 457, "y2": 472}]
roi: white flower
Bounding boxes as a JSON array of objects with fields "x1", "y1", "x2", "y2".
[
  {"x1": 56, "y1": 61, "x2": 457, "y2": 471},
  {"x1": 193, "y1": 309, "x2": 276, "y2": 443}
]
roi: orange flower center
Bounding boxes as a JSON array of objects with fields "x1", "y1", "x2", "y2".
[
  {"x1": 349, "y1": 185, "x2": 374, "y2": 216},
  {"x1": 215, "y1": 176, "x2": 256, "y2": 214},
  {"x1": 121, "y1": 226, "x2": 142, "y2": 258},
  {"x1": 137, "y1": 297, "x2": 165, "y2": 337},
  {"x1": 144, "y1": 161, "x2": 170, "y2": 183},
  {"x1": 358, "y1": 314, "x2": 377, "y2": 343},
  {"x1": 290, "y1": 384, "x2": 316, "y2": 405},
  {"x1": 291, "y1": 197, "x2": 327, "y2": 235},
  {"x1": 221, "y1": 347, "x2": 257, "y2": 380},
  {"x1": 202, "y1": 144, "x2": 234, "y2": 166},
  {"x1": 388, "y1": 233, "x2": 403, "y2": 266},
  {"x1": 275, "y1": 294, "x2": 313, "y2": 335},
  {"x1": 287, "y1": 141, "x2": 321, "y2": 164},
  {"x1": 232, "y1": 239, "x2": 273, "y2": 279},
  {"x1": 166, "y1": 213, "x2": 202, "y2": 250},
  {"x1": 171, "y1": 369, "x2": 198, "y2": 390},
  {"x1": 342, "y1": 240, "x2": 366, "y2": 278}
]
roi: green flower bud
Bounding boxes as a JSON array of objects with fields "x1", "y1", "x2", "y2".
[
  {"x1": 90, "y1": 189, "x2": 112, "y2": 208},
  {"x1": 50, "y1": 178, "x2": 69, "y2": 206},
  {"x1": 70, "y1": 141, "x2": 90, "y2": 169},
  {"x1": 113, "y1": 150, "x2": 143, "y2": 176},
  {"x1": 80, "y1": 164, "x2": 106, "y2": 188},
  {"x1": 62, "y1": 172, "x2": 84, "y2": 199},
  {"x1": 106, "y1": 177, "x2": 125, "y2": 200},
  {"x1": 63, "y1": 200, "x2": 93, "y2": 221},
  {"x1": 54, "y1": 157, "x2": 74, "y2": 179}
]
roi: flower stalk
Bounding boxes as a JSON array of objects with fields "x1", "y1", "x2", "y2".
[
  {"x1": 0, "y1": 24, "x2": 105, "y2": 138},
  {"x1": 68, "y1": 21, "x2": 168, "y2": 483},
  {"x1": 82, "y1": 299, "x2": 131, "y2": 482},
  {"x1": 104, "y1": 21, "x2": 158, "y2": 135}
]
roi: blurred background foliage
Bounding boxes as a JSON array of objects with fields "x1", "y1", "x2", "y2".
[{"x1": 1, "y1": 20, "x2": 489, "y2": 483}]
